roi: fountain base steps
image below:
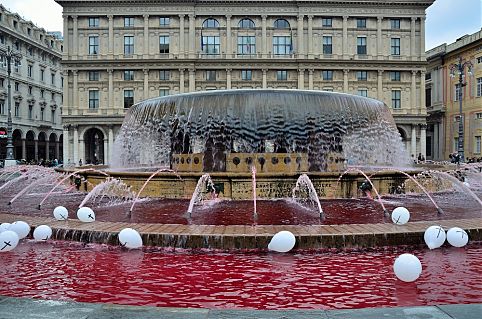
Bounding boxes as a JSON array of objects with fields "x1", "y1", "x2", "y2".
[{"x1": 0, "y1": 213, "x2": 480, "y2": 249}]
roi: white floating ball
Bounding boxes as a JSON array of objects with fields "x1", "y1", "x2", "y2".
[
  {"x1": 77, "y1": 207, "x2": 96, "y2": 223},
  {"x1": 0, "y1": 223, "x2": 11, "y2": 233},
  {"x1": 424, "y1": 225, "x2": 446, "y2": 249},
  {"x1": 33, "y1": 225, "x2": 53, "y2": 241},
  {"x1": 268, "y1": 230, "x2": 296, "y2": 253},
  {"x1": 391, "y1": 207, "x2": 410, "y2": 225},
  {"x1": 118, "y1": 228, "x2": 143, "y2": 249},
  {"x1": 446, "y1": 227, "x2": 469, "y2": 248},
  {"x1": 9, "y1": 221, "x2": 30, "y2": 239},
  {"x1": 463, "y1": 181, "x2": 470, "y2": 187},
  {"x1": 53, "y1": 206, "x2": 69, "y2": 221},
  {"x1": 393, "y1": 253, "x2": 422, "y2": 282},
  {"x1": 0, "y1": 230, "x2": 20, "y2": 252}
]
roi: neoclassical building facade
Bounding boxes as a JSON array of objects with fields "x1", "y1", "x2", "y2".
[
  {"x1": 56, "y1": 0, "x2": 433, "y2": 165},
  {"x1": 0, "y1": 5, "x2": 64, "y2": 162}
]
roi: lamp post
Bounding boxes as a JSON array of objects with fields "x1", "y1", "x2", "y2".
[
  {"x1": 450, "y1": 57, "x2": 473, "y2": 163},
  {"x1": 0, "y1": 46, "x2": 22, "y2": 167}
]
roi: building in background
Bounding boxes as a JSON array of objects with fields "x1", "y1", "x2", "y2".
[
  {"x1": 56, "y1": 0, "x2": 433, "y2": 165},
  {"x1": 0, "y1": 5, "x2": 64, "y2": 163},
  {"x1": 426, "y1": 30, "x2": 482, "y2": 161}
]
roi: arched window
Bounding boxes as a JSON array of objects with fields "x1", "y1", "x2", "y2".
[
  {"x1": 202, "y1": 18, "x2": 220, "y2": 28},
  {"x1": 273, "y1": 19, "x2": 290, "y2": 29},
  {"x1": 239, "y1": 18, "x2": 255, "y2": 29}
]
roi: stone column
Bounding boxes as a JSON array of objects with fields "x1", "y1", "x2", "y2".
[
  {"x1": 420, "y1": 71, "x2": 426, "y2": 112},
  {"x1": 377, "y1": 17, "x2": 383, "y2": 58},
  {"x1": 62, "y1": 70, "x2": 69, "y2": 112},
  {"x1": 308, "y1": 69, "x2": 314, "y2": 90},
  {"x1": 21, "y1": 138, "x2": 26, "y2": 159},
  {"x1": 410, "y1": 17, "x2": 416, "y2": 58},
  {"x1": 108, "y1": 125, "x2": 114, "y2": 165},
  {"x1": 143, "y1": 69, "x2": 149, "y2": 99},
  {"x1": 262, "y1": 69, "x2": 267, "y2": 88},
  {"x1": 63, "y1": 125, "x2": 70, "y2": 164},
  {"x1": 45, "y1": 141, "x2": 50, "y2": 160},
  {"x1": 261, "y1": 15, "x2": 267, "y2": 57},
  {"x1": 79, "y1": 139, "x2": 85, "y2": 164},
  {"x1": 307, "y1": 15, "x2": 313, "y2": 58},
  {"x1": 226, "y1": 15, "x2": 232, "y2": 58},
  {"x1": 63, "y1": 16, "x2": 69, "y2": 58},
  {"x1": 297, "y1": 15, "x2": 304, "y2": 57},
  {"x1": 411, "y1": 70, "x2": 417, "y2": 109},
  {"x1": 298, "y1": 69, "x2": 304, "y2": 89},
  {"x1": 377, "y1": 70, "x2": 383, "y2": 100},
  {"x1": 73, "y1": 70, "x2": 78, "y2": 110},
  {"x1": 189, "y1": 14, "x2": 195, "y2": 58},
  {"x1": 342, "y1": 16, "x2": 348, "y2": 59},
  {"x1": 55, "y1": 141, "x2": 60, "y2": 160},
  {"x1": 34, "y1": 140, "x2": 38, "y2": 161},
  {"x1": 108, "y1": 15, "x2": 114, "y2": 57},
  {"x1": 179, "y1": 14, "x2": 185, "y2": 57},
  {"x1": 434, "y1": 123, "x2": 439, "y2": 160},
  {"x1": 108, "y1": 69, "x2": 113, "y2": 108},
  {"x1": 411, "y1": 125, "x2": 417, "y2": 157},
  {"x1": 226, "y1": 69, "x2": 232, "y2": 89},
  {"x1": 179, "y1": 68, "x2": 185, "y2": 93},
  {"x1": 189, "y1": 69, "x2": 195, "y2": 92},
  {"x1": 72, "y1": 16, "x2": 78, "y2": 58},
  {"x1": 343, "y1": 69, "x2": 349, "y2": 93},
  {"x1": 143, "y1": 14, "x2": 149, "y2": 58},
  {"x1": 420, "y1": 17, "x2": 426, "y2": 60},
  {"x1": 420, "y1": 124, "x2": 427, "y2": 159},
  {"x1": 73, "y1": 125, "x2": 79, "y2": 164}
]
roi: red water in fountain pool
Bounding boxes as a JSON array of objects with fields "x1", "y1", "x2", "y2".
[{"x1": 0, "y1": 240, "x2": 481, "y2": 309}]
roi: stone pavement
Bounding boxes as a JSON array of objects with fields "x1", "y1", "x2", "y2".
[{"x1": 0, "y1": 296, "x2": 480, "y2": 319}]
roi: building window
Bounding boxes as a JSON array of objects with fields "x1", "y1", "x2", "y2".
[
  {"x1": 159, "y1": 17, "x2": 170, "y2": 26},
  {"x1": 358, "y1": 89, "x2": 368, "y2": 97},
  {"x1": 0, "y1": 78, "x2": 3, "y2": 87},
  {"x1": 277, "y1": 70, "x2": 288, "y2": 81},
  {"x1": 51, "y1": 110, "x2": 56, "y2": 124},
  {"x1": 206, "y1": 70, "x2": 217, "y2": 81},
  {"x1": 89, "y1": 71, "x2": 100, "y2": 81},
  {"x1": 27, "y1": 28, "x2": 32, "y2": 36},
  {"x1": 391, "y1": 38, "x2": 401, "y2": 55},
  {"x1": 273, "y1": 36, "x2": 292, "y2": 55},
  {"x1": 124, "y1": 90, "x2": 134, "y2": 108},
  {"x1": 28, "y1": 47, "x2": 33, "y2": 56},
  {"x1": 475, "y1": 136, "x2": 481, "y2": 154},
  {"x1": 159, "y1": 89, "x2": 169, "y2": 96},
  {"x1": 357, "y1": 37, "x2": 367, "y2": 55},
  {"x1": 89, "y1": 35, "x2": 99, "y2": 55},
  {"x1": 14, "y1": 102, "x2": 20, "y2": 117},
  {"x1": 241, "y1": 70, "x2": 252, "y2": 80},
  {"x1": 89, "y1": 17, "x2": 99, "y2": 27},
  {"x1": 40, "y1": 89, "x2": 44, "y2": 98},
  {"x1": 124, "y1": 36, "x2": 134, "y2": 55},
  {"x1": 40, "y1": 69, "x2": 45, "y2": 82},
  {"x1": 322, "y1": 18, "x2": 332, "y2": 27},
  {"x1": 477, "y1": 77, "x2": 482, "y2": 97},
  {"x1": 390, "y1": 19, "x2": 401, "y2": 29},
  {"x1": 28, "y1": 65, "x2": 33, "y2": 77},
  {"x1": 124, "y1": 70, "x2": 134, "y2": 81},
  {"x1": 322, "y1": 70, "x2": 333, "y2": 81},
  {"x1": 237, "y1": 36, "x2": 256, "y2": 55},
  {"x1": 239, "y1": 18, "x2": 255, "y2": 29},
  {"x1": 51, "y1": 73, "x2": 55, "y2": 85},
  {"x1": 390, "y1": 71, "x2": 401, "y2": 81},
  {"x1": 455, "y1": 84, "x2": 461, "y2": 101},
  {"x1": 477, "y1": 57, "x2": 482, "y2": 64},
  {"x1": 476, "y1": 112, "x2": 482, "y2": 119},
  {"x1": 201, "y1": 36, "x2": 220, "y2": 55},
  {"x1": 356, "y1": 71, "x2": 367, "y2": 81},
  {"x1": 28, "y1": 105, "x2": 33, "y2": 119},
  {"x1": 14, "y1": 60, "x2": 20, "y2": 73},
  {"x1": 356, "y1": 18, "x2": 366, "y2": 28},
  {"x1": 274, "y1": 19, "x2": 290, "y2": 29},
  {"x1": 202, "y1": 18, "x2": 220, "y2": 28},
  {"x1": 15, "y1": 82, "x2": 19, "y2": 91},
  {"x1": 124, "y1": 17, "x2": 134, "y2": 27},
  {"x1": 13, "y1": 21, "x2": 18, "y2": 29},
  {"x1": 159, "y1": 70, "x2": 170, "y2": 80},
  {"x1": 0, "y1": 34, "x2": 4, "y2": 44},
  {"x1": 392, "y1": 90, "x2": 401, "y2": 109},
  {"x1": 322, "y1": 36, "x2": 332, "y2": 54},
  {"x1": 40, "y1": 108, "x2": 44, "y2": 121},
  {"x1": 28, "y1": 86, "x2": 32, "y2": 95},
  {"x1": 159, "y1": 35, "x2": 170, "y2": 54},
  {"x1": 0, "y1": 101, "x2": 4, "y2": 114},
  {"x1": 89, "y1": 90, "x2": 99, "y2": 109}
]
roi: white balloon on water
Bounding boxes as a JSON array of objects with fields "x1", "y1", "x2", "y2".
[
  {"x1": 118, "y1": 228, "x2": 143, "y2": 249},
  {"x1": 424, "y1": 225, "x2": 446, "y2": 249},
  {"x1": 446, "y1": 227, "x2": 469, "y2": 248},
  {"x1": 53, "y1": 206, "x2": 69, "y2": 221},
  {"x1": 77, "y1": 207, "x2": 96, "y2": 222},
  {"x1": 391, "y1": 207, "x2": 410, "y2": 225},
  {"x1": 0, "y1": 230, "x2": 20, "y2": 252},
  {"x1": 268, "y1": 230, "x2": 296, "y2": 253},
  {"x1": 0, "y1": 223, "x2": 11, "y2": 233},
  {"x1": 9, "y1": 221, "x2": 30, "y2": 239},
  {"x1": 393, "y1": 253, "x2": 422, "y2": 282},
  {"x1": 33, "y1": 225, "x2": 53, "y2": 241}
]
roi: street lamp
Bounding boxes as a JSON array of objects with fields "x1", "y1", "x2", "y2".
[
  {"x1": 0, "y1": 46, "x2": 22, "y2": 167},
  {"x1": 450, "y1": 57, "x2": 473, "y2": 163}
]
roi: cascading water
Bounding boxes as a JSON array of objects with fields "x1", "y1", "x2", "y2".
[
  {"x1": 79, "y1": 178, "x2": 136, "y2": 208},
  {"x1": 292, "y1": 174, "x2": 323, "y2": 219},
  {"x1": 187, "y1": 173, "x2": 215, "y2": 217}
]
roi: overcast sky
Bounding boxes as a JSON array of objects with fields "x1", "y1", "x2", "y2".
[{"x1": 1, "y1": 0, "x2": 481, "y2": 50}]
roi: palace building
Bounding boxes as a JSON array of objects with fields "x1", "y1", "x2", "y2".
[
  {"x1": 0, "y1": 5, "x2": 64, "y2": 163},
  {"x1": 56, "y1": 0, "x2": 434, "y2": 165}
]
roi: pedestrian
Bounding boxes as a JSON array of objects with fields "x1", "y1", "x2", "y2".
[{"x1": 79, "y1": 158, "x2": 83, "y2": 166}]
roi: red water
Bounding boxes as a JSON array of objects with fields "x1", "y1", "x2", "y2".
[{"x1": 0, "y1": 240, "x2": 481, "y2": 309}]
